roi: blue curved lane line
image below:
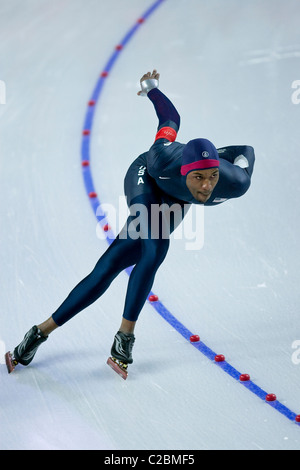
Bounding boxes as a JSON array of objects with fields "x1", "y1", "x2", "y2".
[{"x1": 80, "y1": 0, "x2": 299, "y2": 425}]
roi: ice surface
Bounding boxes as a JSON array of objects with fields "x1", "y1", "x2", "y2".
[{"x1": 1, "y1": 0, "x2": 300, "y2": 450}]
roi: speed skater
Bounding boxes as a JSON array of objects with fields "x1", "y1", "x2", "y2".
[{"x1": 5, "y1": 70, "x2": 255, "y2": 378}]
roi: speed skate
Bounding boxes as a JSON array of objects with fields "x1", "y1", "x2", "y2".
[
  {"x1": 107, "y1": 357, "x2": 129, "y2": 380},
  {"x1": 5, "y1": 351, "x2": 18, "y2": 374},
  {"x1": 107, "y1": 331, "x2": 135, "y2": 379}
]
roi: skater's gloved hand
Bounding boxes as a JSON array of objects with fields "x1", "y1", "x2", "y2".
[{"x1": 137, "y1": 69, "x2": 160, "y2": 96}]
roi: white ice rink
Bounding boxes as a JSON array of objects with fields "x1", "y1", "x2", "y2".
[{"x1": 1, "y1": 0, "x2": 300, "y2": 451}]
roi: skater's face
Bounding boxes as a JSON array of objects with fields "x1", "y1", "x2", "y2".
[{"x1": 186, "y1": 168, "x2": 219, "y2": 203}]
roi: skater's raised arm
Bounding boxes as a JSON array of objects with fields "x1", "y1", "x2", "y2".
[{"x1": 138, "y1": 70, "x2": 180, "y2": 141}]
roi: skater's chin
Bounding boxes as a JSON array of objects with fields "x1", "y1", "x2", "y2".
[{"x1": 196, "y1": 191, "x2": 211, "y2": 202}]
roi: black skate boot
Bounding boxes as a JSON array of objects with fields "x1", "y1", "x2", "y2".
[
  {"x1": 107, "y1": 331, "x2": 135, "y2": 380},
  {"x1": 5, "y1": 325, "x2": 48, "y2": 374}
]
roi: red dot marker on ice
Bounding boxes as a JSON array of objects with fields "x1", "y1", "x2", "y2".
[
  {"x1": 88, "y1": 100, "x2": 96, "y2": 106},
  {"x1": 101, "y1": 71, "x2": 108, "y2": 78},
  {"x1": 89, "y1": 192, "x2": 97, "y2": 199},
  {"x1": 103, "y1": 224, "x2": 111, "y2": 232},
  {"x1": 149, "y1": 295, "x2": 158, "y2": 302},
  {"x1": 115, "y1": 45, "x2": 123, "y2": 51},
  {"x1": 295, "y1": 415, "x2": 300, "y2": 423},
  {"x1": 215, "y1": 354, "x2": 225, "y2": 362},
  {"x1": 83, "y1": 129, "x2": 90, "y2": 136},
  {"x1": 81, "y1": 160, "x2": 90, "y2": 167},
  {"x1": 266, "y1": 394, "x2": 277, "y2": 402},
  {"x1": 239, "y1": 374, "x2": 250, "y2": 382},
  {"x1": 190, "y1": 335, "x2": 200, "y2": 343}
]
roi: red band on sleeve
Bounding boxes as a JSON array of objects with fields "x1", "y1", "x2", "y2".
[{"x1": 155, "y1": 126, "x2": 177, "y2": 142}]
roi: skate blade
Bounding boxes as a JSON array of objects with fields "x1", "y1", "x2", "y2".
[
  {"x1": 5, "y1": 351, "x2": 18, "y2": 374},
  {"x1": 107, "y1": 357, "x2": 128, "y2": 380}
]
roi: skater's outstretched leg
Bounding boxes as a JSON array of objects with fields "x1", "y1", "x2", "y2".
[{"x1": 6, "y1": 230, "x2": 142, "y2": 373}]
